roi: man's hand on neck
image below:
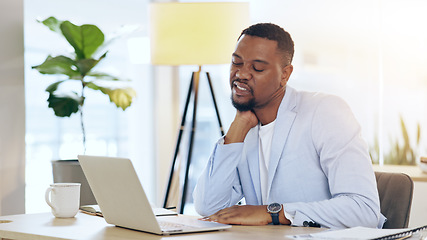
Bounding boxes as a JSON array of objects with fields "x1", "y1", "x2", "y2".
[{"x1": 224, "y1": 111, "x2": 259, "y2": 144}]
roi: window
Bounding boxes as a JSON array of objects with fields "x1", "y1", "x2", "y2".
[
  {"x1": 246, "y1": 0, "x2": 427, "y2": 165},
  {"x1": 24, "y1": 0, "x2": 152, "y2": 213}
]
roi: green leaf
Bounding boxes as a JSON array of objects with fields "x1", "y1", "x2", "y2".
[
  {"x1": 76, "y1": 58, "x2": 99, "y2": 76},
  {"x1": 45, "y1": 80, "x2": 66, "y2": 93},
  {"x1": 60, "y1": 21, "x2": 104, "y2": 59},
  {"x1": 86, "y1": 72, "x2": 121, "y2": 81},
  {"x1": 75, "y1": 52, "x2": 107, "y2": 76},
  {"x1": 32, "y1": 55, "x2": 80, "y2": 78},
  {"x1": 47, "y1": 93, "x2": 83, "y2": 117},
  {"x1": 107, "y1": 88, "x2": 136, "y2": 110},
  {"x1": 39, "y1": 16, "x2": 63, "y2": 33},
  {"x1": 86, "y1": 83, "x2": 136, "y2": 110}
]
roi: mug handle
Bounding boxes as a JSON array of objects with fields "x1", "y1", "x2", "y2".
[{"x1": 45, "y1": 187, "x2": 56, "y2": 211}]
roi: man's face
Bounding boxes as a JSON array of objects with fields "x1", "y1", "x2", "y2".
[{"x1": 230, "y1": 35, "x2": 290, "y2": 112}]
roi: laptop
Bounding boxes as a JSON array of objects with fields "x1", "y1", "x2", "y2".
[{"x1": 78, "y1": 155, "x2": 231, "y2": 235}]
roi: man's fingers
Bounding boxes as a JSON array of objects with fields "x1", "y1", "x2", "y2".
[
  {"x1": 200, "y1": 217, "x2": 220, "y2": 223},
  {"x1": 206, "y1": 208, "x2": 240, "y2": 223},
  {"x1": 200, "y1": 205, "x2": 269, "y2": 225}
]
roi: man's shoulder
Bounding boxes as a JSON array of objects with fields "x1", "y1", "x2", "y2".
[{"x1": 291, "y1": 87, "x2": 347, "y2": 107}]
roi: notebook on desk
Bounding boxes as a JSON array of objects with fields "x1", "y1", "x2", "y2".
[{"x1": 78, "y1": 155, "x2": 231, "y2": 235}]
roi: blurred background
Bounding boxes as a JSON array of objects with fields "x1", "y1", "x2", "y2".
[{"x1": 21, "y1": 0, "x2": 427, "y2": 216}]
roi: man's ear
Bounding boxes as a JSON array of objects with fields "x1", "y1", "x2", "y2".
[{"x1": 280, "y1": 64, "x2": 293, "y2": 86}]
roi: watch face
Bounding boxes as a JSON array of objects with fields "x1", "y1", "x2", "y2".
[{"x1": 268, "y1": 203, "x2": 282, "y2": 213}]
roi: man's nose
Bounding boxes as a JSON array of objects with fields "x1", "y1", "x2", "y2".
[{"x1": 235, "y1": 65, "x2": 251, "y2": 80}]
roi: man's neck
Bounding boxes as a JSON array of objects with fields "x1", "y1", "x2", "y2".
[{"x1": 254, "y1": 92, "x2": 285, "y2": 125}]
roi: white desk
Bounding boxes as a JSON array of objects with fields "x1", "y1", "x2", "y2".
[{"x1": 0, "y1": 212, "x2": 324, "y2": 240}]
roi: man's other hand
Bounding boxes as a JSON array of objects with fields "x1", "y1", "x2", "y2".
[{"x1": 200, "y1": 205, "x2": 271, "y2": 226}]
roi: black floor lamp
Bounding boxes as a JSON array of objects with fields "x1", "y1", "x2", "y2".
[
  {"x1": 163, "y1": 66, "x2": 225, "y2": 214},
  {"x1": 149, "y1": 2, "x2": 250, "y2": 214}
]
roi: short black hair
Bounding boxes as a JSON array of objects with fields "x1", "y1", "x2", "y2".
[{"x1": 239, "y1": 23, "x2": 294, "y2": 66}]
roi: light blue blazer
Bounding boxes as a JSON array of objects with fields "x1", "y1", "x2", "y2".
[{"x1": 193, "y1": 86, "x2": 386, "y2": 229}]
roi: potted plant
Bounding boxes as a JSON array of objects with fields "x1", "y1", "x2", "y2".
[{"x1": 32, "y1": 16, "x2": 136, "y2": 205}]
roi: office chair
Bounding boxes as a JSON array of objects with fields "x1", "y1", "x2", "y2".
[{"x1": 375, "y1": 171, "x2": 414, "y2": 229}]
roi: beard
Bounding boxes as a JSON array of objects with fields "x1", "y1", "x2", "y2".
[
  {"x1": 230, "y1": 79, "x2": 256, "y2": 111},
  {"x1": 231, "y1": 95, "x2": 256, "y2": 112}
]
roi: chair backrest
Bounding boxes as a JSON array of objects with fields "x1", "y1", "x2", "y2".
[{"x1": 375, "y1": 171, "x2": 414, "y2": 229}]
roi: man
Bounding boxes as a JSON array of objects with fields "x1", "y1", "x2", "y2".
[{"x1": 193, "y1": 23, "x2": 385, "y2": 229}]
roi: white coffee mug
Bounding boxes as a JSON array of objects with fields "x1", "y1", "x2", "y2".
[{"x1": 45, "y1": 183, "x2": 81, "y2": 218}]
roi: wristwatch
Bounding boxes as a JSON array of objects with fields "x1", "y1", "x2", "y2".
[{"x1": 267, "y1": 203, "x2": 282, "y2": 225}]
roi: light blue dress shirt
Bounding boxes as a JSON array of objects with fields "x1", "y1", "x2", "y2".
[{"x1": 193, "y1": 86, "x2": 386, "y2": 229}]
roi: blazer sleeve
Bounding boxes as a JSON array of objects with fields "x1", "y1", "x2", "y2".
[
  {"x1": 193, "y1": 139, "x2": 245, "y2": 216},
  {"x1": 283, "y1": 95, "x2": 385, "y2": 229}
]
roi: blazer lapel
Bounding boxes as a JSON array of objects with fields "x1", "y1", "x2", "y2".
[
  {"x1": 266, "y1": 87, "x2": 297, "y2": 201},
  {"x1": 245, "y1": 125, "x2": 262, "y2": 205}
]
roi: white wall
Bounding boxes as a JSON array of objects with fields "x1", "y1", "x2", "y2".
[{"x1": 0, "y1": 0, "x2": 25, "y2": 215}]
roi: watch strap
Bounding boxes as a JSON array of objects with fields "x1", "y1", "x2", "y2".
[{"x1": 270, "y1": 212, "x2": 280, "y2": 225}]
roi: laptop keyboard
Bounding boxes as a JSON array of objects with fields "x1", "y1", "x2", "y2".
[{"x1": 158, "y1": 220, "x2": 198, "y2": 232}]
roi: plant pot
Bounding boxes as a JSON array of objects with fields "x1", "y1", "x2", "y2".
[{"x1": 52, "y1": 159, "x2": 97, "y2": 206}]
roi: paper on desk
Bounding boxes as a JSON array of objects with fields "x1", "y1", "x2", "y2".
[
  {"x1": 153, "y1": 207, "x2": 178, "y2": 216},
  {"x1": 80, "y1": 205, "x2": 103, "y2": 216},
  {"x1": 286, "y1": 226, "x2": 412, "y2": 239}
]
